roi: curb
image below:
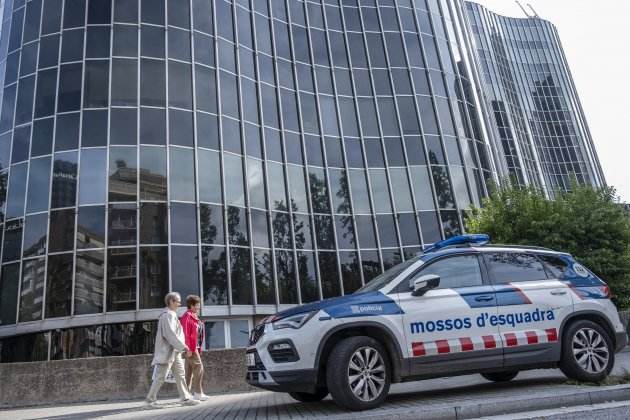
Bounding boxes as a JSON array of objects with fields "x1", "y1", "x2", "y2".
[{"x1": 343, "y1": 384, "x2": 630, "y2": 420}]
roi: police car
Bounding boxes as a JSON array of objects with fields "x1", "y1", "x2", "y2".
[{"x1": 246, "y1": 234, "x2": 627, "y2": 411}]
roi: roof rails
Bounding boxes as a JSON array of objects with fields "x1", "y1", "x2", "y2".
[
  {"x1": 481, "y1": 243, "x2": 554, "y2": 252},
  {"x1": 423, "y1": 234, "x2": 490, "y2": 254}
]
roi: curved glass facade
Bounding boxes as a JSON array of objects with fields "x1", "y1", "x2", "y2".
[
  {"x1": 463, "y1": 2, "x2": 605, "y2": 193},
  {"x1": 0, "y1": 0, "x2": 603, "y2": 362}
]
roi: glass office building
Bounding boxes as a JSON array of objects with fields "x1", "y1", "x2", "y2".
[
  {"x1": 463, "y1": 2, "x2": 605, "y2": 194},
  {"x1": 0, "y1": 0, "x2": 602, "y2": 362}
]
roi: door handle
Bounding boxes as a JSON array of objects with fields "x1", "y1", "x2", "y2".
[
  {"x1": 550, "y1": 290, "x2": 567, "y2": 296},
  {"x1": 475, "y1": 295, "x2": 494, "y2": 302}
]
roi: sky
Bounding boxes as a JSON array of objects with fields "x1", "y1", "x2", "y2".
[{"x1": 472, "y1": 0, "x2": 630, "y2": 202}]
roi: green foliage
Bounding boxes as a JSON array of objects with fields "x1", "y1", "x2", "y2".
[{"x1": 466, "y1": 181, "x2": 630, "y2": 309}]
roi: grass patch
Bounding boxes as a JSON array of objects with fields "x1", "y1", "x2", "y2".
[{"x1": 565, "y1": 369, "x2": 630, "y2": 386}]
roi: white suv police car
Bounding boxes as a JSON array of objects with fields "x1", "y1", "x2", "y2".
[{"x1": 246, "y1": 234, "x2": 627, "y2": 411}]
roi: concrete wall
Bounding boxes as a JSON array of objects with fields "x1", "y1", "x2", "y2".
[{"x1": 0, "y1": 349, "x2": 253, "y2": 408}]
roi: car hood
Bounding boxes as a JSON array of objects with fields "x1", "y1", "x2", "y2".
[{"x1": 271, "y1": 291, "x2": 404, "y2": 321}]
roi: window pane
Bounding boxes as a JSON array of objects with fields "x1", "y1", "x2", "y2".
[
  {"x1": 415, "y1": 255, "x2": 481, "y2": 289},
  {"x1": 31, "y1": 118, "x2": 54, "y2": 157},
  {"x1": 309, "y1": 167, "x2": 330, "y2": 214},
  {"x1": 377, "y1": 214, "x2": 398, "y2": 248},
  {"x1": 486, "y1": 253, "x2": 548, "y2": 284},
  {"x1": 170, "y1": 202, "x2": 197, "y2": 244},
  {"x1": 276, "y1": 249, "x2": 297, "y2": 304},
  {"x1": 267, "y1": 162, "x2": 287, "y2": 212},
  {"x1": 314, "y1": 214, "x2": 334, "y2": 250},
  {"x1": 108, "y1": 203, "x2": 137, "y2": 246},
  {"x1": 23, "y1": 213, "x2": 48, "y2": 258},
  {"x1": 113, "y1": 24, "x2": 138, "y2": 56},
  {"x1": 55, "y1": 112, "x2": 80, "y2": 151},
  {"x1": 140, "y1": 58, "x2": 165, "y2": 106},
  {"x1": 138, "y1": 246, "x2": 168, "y2": 309},
  {"x1": 369, "y1": 169, "x2": 392, "y2": 213},
  {"x1": 202, "y1": 245, "x2": 228, "y2": 305},
  {"x1": 46, "y1": 253, "x2": 73, "y2": 318},
  {"x1": 419, "y1": 210, "x2": 441, "y2": 244},
  {"x1": 227, "y1": 205, "x2": 248, "y2": 246},
  {"x1": 318, "y1": 251, "x2": 340, "y2": 298},
  {"x1": 293, "y1": 213, "x2": 313, "y2": 250},
  {"x1": 195, "y1": 65, "x2": 216, "y2": 113},
  {"x1": 398, "y1": 213, "x2": 420, "y2": 246},
  {"x1": 197, "y1": 112, "x2": 219, "y2": 150},
  {"x1": 74, "y1": 250, "x2": 105, "y2": 315},
  {"x1": 35, "y1": 68, "x2": 58, "y2": 118},
  {"x1": 224, "y1": 154, "x2": 245, "y2": 207},
  {"x1": 79, "y1": 148, "x2": 107, "y2": 204},
  {"x1": 168, "y1": 60, "x2": 192, "y2": 109},
  {"x1": 6, "y1": 163, "x2": 28, "y2": 219},
  {"x1": 82, "y1": 109, "x2": 108, "y2": 147},
  {"x1": 112, "y1": 58, "x2": 138, "y2": 106},
  {"x1": 77, "y1": 205, "x2": 106, "y2": 249},
  {"x1": 297, "y1": 250, "x2": 319, "y2": 303},
  {"x1": 390, "y1": 168, "x2": 414, "y2": 212},
  {"x1": 109, "y1": 146, "x2": 137, "y2": 202},
  {"x1": 0, "y1": 263, "x2": 19, "y2": 325},
  {"x1": 141, "y1": 25, "x2": 165, "y2": 58},
  {"x1": 86, "y1": 26, "x2": 111, "y2": 58},
  {"x1": 84, "y1": 60, "x2": 110, "y2": 108},
  {"x1": 410, "y1": 165, "x2": 435, "y2": 210},
  {"x1": 250, "y1": 209, "x2": 269, "y2": 248},
  {"x1": 58, "y1": 64, "x2": 83, "y2": 107},
  {"x1": 140, "y1": 107, "x2": 166, "y2": 145},
  {"x1": 230, "y1": 319, "x2": 249, "y2": 348},
  {"x1": 361, "y1": 250, "x2": 381, "y2": 282},
  {"x1": 272, "y1": 211, "x2": 292, "y2": 249},
  {"x1": 230, "y1": 247, "x2": 252, "y2": 304},
  {"x1": 204, "y1": 321, "x2": 225, "y2": 349},
  {"x1": 139, "y1": 202, "x2": 168, "y2": 244},
  {"x1": 19, "y1": 257, "x2": 46, "y2": 322},
  {"x1": 2, "y1": 220, "x2": 23, "y2": 263},
  {"x1": 169, "y1": 147, "x2": 195, "y2": 201},
  {"x1": 139, "y1": 146, "x2": 167, "y2": 200},
  {"x1": 340, "y1": 251, "x2": 362, "y2": 294},
  {"x1": 26, "y1": 156, "x2": 51, "y2": 213},
  {"x1": 169, "y1": 109, "x2": 193, "y2": 146},
  {"x1": 198, "y1": 149, "x2": 222, "y2": 204},
  {"x1": 107, "y1": 248, "x2": 137, "y2": 311},
  {"x1": 49, "y1": 209, "x2": 76, "y2": 253},
  {"x1": 254, "y1": 248, "x2": 274, "y2": 304},
  {"x1": 432, "y1": 165, "x2": 455, "y2": 209},
  {"x1": 200, "y1": 203, "x2": 224, "y2": 245},
  {"x1": 356, "y1": 215, "x2": 377, "y2": 249}
]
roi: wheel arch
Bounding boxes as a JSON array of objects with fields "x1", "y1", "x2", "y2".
[
  {"x1": 314, "y1": 321, "x2": 405, "y2": 385},
  {"x1": 560, "y1": 310, "x2": 617, "y2": 349}
]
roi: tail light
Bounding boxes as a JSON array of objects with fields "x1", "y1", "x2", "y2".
[{"x1": 600, "y1": 285, "x2": 612, "y2": 299}]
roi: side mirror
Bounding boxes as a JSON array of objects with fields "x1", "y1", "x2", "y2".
[{"x1": 410, "y1": 274, "x2": 440, "y2": 296}]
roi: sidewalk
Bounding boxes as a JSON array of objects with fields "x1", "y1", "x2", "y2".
[{"x1": 3, "y1": 350, "x2": 630, "y2": 420}]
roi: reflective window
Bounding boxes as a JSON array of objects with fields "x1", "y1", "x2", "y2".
[
  {"x1": 74, "y1": 250, "x2": 105, "y2": 315},
  {"x1": 168, "y1": 61, "x2": 193, "y2": 109},
  {"x1": 270, "y1": 211, "x2": 290, "y2": 249},
  {"x1": 88, "y1": 0, "x2": 112, "y2": 24},
  {"x1": 26, "y1": 156, "x2": 51, "y2": 213},
  {"x1": 369, "y1": 169, "x2": 392, "y2": 213},
  {"x1": 297, "y1": 250, "x2": 319, "y2": 303},
  {"x1": 335, "y1": 215, "x2": 356, "y2": 250},
  {"x1": 77, "y1": 205, "x2": 106, "y2": 249},
  {"x1": 169, "y1": 109, "x2": 193, "y2": 147},
  {"x1": 109, "y1": 146, "x2": 137, "y2": 202},
  {"x1": 141, "y1": 0, "x2": 164, "y2": 24},
  {"x1": 381, "y1": 248, "x2": 402, "y2": 270},
  {"x1": 11, "y1": 126, "x2": 31, "y2": 165},
  {"x1": 398, "y1": 213, "x2": 420, "y2": 246},
  {"x1": 314, "y1": 214, "x2": 334, "y2": 250},
  {"x1": 86, "y1": 26, "x2": 111, "y2": 58},
  {"x1": 250, "y1": 209, "x2": 270, "y2": 248},
  {"x1": 141, "y1": 25, "x2": 165, "y2": 58},
  {"x1": 230, "y1": 246, "x2": 252, "y2": 304},
  {"x1": 318, "y1": 251, "x2": 341, "y2": 298},
  {"x1": 267, "y1": 162, "x2": 287, "y2": 211},
  {"x1": 42, "y1": 0, "x2": 63, "y2": 35},
  {"x1": 230, "y1": 319, "x2": 249, "y2": 348},
  {"x1": 277, "y1": 250, "x2": 297, "y2": 304},
  {"x1": 107, "y1": 248, "x2": 137, "y2": 311},
  {"x1": 139, "y1": 246, "x2": 168, "y2": 309},
  {"x1": 197, "y1": 112, "x2": 219, "y2": 150},
  {"x1": 108, "y1": 203, "x2": 137, "y2": 246},
  {"x1": 140, "y1": 202, "x2": 168, "y2": 244},
  {"x1": 112, "y1": 58, "x2": 138, "y2": 106},
  {"x1": 82, "y1": 109, "x2": 108, "y2": 147},
  {"x1": 440, "y1": 209, "x2": 461, "y2": 238},
  {"x1": 0, "y1": 263, "x2": 19, "y2": 325},
  {"x1": 22, "y1": 213, "x2": 48, "y2": 258},
  {"x1": 254, "y1": 248, "x2": 274, "y2": 305},
  {"x1": 247, "y1": 158, "x2": 266, "y2": 210},
  {"x1": 202, "y1": 245, "x2": 228, "y2": 305},
  {"x1": 227, "y1": 205, "x2": 249, "y2": 246},
  {"x1": 35, "y1": 68, "x2": 58, "y2": 118},
  {"x1": 55, "y1": 112, "x2": 80, "y2": 151},
  {"x1": 195, "y1": 65, "x2": 217, "y2": 114},
  {"x1": 79, "y1": 148, "x2": 107, "y2": 205},
  {"x1": 419, "y1": 210, "x2": 441, "y2": 244},
  {"x1": 309, "y1": 167, "x2": 330, "y2": 214},
  {"x1": 288, "y1": 165, "x2": 308, "y2": 213},
  {"x1": 204, "y1": 321, "x2": 225, "y2": 349},
  {"x1": 171, "y1": 245, "x2": 200, "y2": 300},
  {"x1": 168, "y1": 27, "x2": 191, "y2": 61},
  {"x1": 377, "y1": 214, "x2": 398, "y2": 248},
  {"x1": 49, "y1": 209, "x2": 75, "y2": 253},
  {"x1": 293, "y1": 213, "x2": 313, "y2": 250},
  {"x1": 224, "y1": 154, "x2": 245, "y2": 207},
  {"x1": 139, "y1": 146, "x2": 167, "y2": 200},
  {"x1": 140, "y1": 59, "x2": 165, "y2": 107},
  {"x1": 113, "y1": 24, "x2": 138, "y2": 56},
  {"x1": 329, "y1": 169, "x2": 351, "y2": 215},
  {"x1": 31, "y1": 118, "x2": 54, "y2": 157},
  {"x1": 6, "y1": 163, "x2": 28, "y2": 219},
  {"x1": 361, "y1": 250, "x2": 382, "y2": 282},
  {"x1": 356, "y1": 215, "x2": 377, "y2": 249},
  {"x1": 200, "y1": 203, "x2": 224, "y2": 245},
  {"x1": 169, "y1": 147, "x2": 195, "y2": 201},
  {"x1": 171, "y1": 202, "x2": 197, "y2": 244},
  {"x1": 417, "y1": 255, "x2": 483, "y2": 289},
  {"x1": 197, "y1": 149, "x2": 221, "y2": 204},
  {"x1": 61, "y1": 29, "x2": 84, "y2": 63},
  {"x1": 340, "y1": 251, "x2": 362, "y2": 294},
  {"x1": 83, "y1": 60, "x2": 110, "y2": 108},
  {"x1": 431, "y1": 165, "x2": 455, "y2": 209},
  {"x1": 19, "y1": 258, "x2": 45, "y2": 322},
  {"x1": 140, "y1": 107, "x2": 166, "y2": 145},
  {"x1": 390, "y1": 168, "x2": 414, "y2": 212},
  {"x1": 46, "y1": 253, "x2": 73, "y2": 318}
]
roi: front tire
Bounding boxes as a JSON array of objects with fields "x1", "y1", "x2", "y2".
[
  {"x1": 559, "y1": 320, "x2": 614, "y2": 382},
  {"x1": 326, "y1": 336, "x2": 391, "y2": 411},
  {"x1": 481, "y1": 371, "x2": 519, "y2": 382},
  {"x1": 288, "y1": 388, "x2": 328, "y2": 403}
]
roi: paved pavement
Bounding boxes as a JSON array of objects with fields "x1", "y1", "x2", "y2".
[
  {"x1": 481, "y1": 400, "x2": 630, "y2": 419},
  {"x1": 3, "y1": 350, "x2": 630, "y2": 420}
]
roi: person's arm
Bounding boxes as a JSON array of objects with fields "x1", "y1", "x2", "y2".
[
  {"x1": 181, "y1": 313, "x2": 195, "y2": 355},
  {"x1": 162, "y1": 312, "x2": 188, "y2": 352}
]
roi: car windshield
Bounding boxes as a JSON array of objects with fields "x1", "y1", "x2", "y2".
[{"x1": 355, "y1": 256, "x2": 421, "y2": 293}]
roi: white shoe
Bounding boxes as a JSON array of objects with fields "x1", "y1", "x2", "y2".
[
  {"x1": 143, "y1": 400, "x2": 163, "y2": 409},
  {"x1": 181, "y1": 398, "x2": 201, "y2": 406},
  {"x1": 193, "y1": 393, "x2": 209, "y2": 401}
]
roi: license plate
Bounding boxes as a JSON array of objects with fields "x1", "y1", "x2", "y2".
[{"x1": 246, "y1": 353, "x2": 256, "y2": 367}]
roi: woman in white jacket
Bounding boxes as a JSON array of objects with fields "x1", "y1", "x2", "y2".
[{"x1": 145, "y1": 292, "x2": 201, "y2": 408}]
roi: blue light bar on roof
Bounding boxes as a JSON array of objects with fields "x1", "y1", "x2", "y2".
[{"x1": 423, "y1": 234, "x2": 490, "y2": 254}]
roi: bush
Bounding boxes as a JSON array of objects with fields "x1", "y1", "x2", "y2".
[{"x1": 466, "y1": 182, "x2": 630, "y2": 309}]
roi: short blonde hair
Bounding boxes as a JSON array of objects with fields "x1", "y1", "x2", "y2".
[{"x1": 164, "y1": 292, "x2": 181, "y2": 306}]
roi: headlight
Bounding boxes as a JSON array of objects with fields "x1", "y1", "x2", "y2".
[{"x1": 271, "y1": 311, "x2": 317, "y2": 330}]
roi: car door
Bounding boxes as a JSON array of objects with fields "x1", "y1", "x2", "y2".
[
  {"x1": 483, "y1": 251, "x2": 574, "y2": 366},
  {"x1": 395, "y1": 253, "x2": 502, "y2": 376}
]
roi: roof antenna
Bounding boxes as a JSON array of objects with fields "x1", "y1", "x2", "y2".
[
  {"x1": 527, "y1": 3, "x2": 540, "y2": 18},
  {"x1": 515, "y1": 1, "x2": 530, "y2": 17}
]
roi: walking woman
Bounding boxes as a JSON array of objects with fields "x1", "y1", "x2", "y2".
[{"x1": 180, "y1": 295, "x2": 209, "y2": 401}]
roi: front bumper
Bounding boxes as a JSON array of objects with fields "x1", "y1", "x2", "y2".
[
  {"x1": 246, "y1": 368, "x2": 319, "y2": 393},
  {"x1": 615, "y1": 331, "x2": 628, "y2": 352}
]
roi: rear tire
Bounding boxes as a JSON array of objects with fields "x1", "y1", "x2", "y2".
[
  {"x1": 559, "y1": 319, "x2": 614, "y2": 383},
  {"x1": 481, "y1": 371, "x2": 519, "y2": 382},
  {"x1": 326, "y1": 336, "x2": 391, "y2": 411},
  {"x1": 288, "y1": 388, "x2": 328, "y2": 403}
]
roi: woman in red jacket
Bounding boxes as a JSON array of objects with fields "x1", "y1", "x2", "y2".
[{"x1": 180, "y1": 295, "x2": 208, "y2": 401}]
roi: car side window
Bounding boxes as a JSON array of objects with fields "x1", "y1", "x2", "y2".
[
  {"x1": 537, "y1": 254, "x2": 570, "y2": 279},
  {"x1": 394, "y1": 254, "x2": 483, "y2": 293},
  {"x1": 485, "y1": 252, "x2": 548, "y2": 283}
]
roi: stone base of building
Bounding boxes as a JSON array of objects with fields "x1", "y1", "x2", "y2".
[{"x1": 0, "y1": 349, "x2": 252, "y2": 408}]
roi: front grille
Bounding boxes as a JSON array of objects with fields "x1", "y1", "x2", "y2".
[{"x1": 249, "y1": 323, "x2": 265, "y2": 345}]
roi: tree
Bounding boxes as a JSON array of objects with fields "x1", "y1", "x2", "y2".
[{"x1": 466, "y1": 181, "x2": 630, "y2": 309}]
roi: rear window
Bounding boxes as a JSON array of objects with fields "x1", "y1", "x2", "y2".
[
  {"x1": 484, "y1": 252, "x2": 548, "y2": 283},
  {"x1": 538, "y1": 254, "x2": 570, "y2": 278}
]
